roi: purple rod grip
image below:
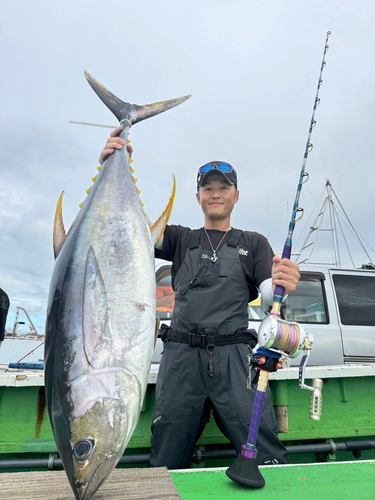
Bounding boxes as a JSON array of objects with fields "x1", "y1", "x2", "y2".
[{"x1": 247, "y1": 389, "x2": 266, "y2": 446}]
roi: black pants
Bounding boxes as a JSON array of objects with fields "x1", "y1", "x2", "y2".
[{"x1": 150, "y1": 341, "x2": 288, "y2": 469}]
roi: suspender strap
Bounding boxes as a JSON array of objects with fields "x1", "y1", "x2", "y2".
[
  {"x1": 189, "y1": 229, "x2": 201, "y2": 250},
  {"x1": 227, "y1": 228, "x2": 242, "y2": 247}
]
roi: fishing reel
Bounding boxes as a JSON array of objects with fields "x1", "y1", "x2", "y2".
[{"x1": 257, "y1": 315, "x2": 322, "y2": 421}]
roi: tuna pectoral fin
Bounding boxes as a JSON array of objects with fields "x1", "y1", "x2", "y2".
[
  {"x1": 85, "y1": 70, "x2": 191, "y2": 124},
  {"x1": 149, "y1": 176, "x2": 176, "y2": 246},
  {"x1": 53, "y1": 192, "x2": 67, "y2": 259},
  {"x1": 83, "y1": 247, "x2": 112, "y2": 368}
]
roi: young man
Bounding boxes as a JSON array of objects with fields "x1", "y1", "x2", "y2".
[
  {"x1": 0, "y1": 288, "x2": 10, "y2": 347},
  {"x1": 99, "y1": 131, "x2": 300, "y2": 469}
]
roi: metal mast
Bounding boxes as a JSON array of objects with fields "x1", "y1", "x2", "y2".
[{"x1": 297, "y1": 180, "x2": 374, "y2": 267}]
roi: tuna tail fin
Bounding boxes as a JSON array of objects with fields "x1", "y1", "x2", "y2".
[
  {"x1": 149, "y1": 175, "x2": 176, "y2": 246},
  {"x1": 84, "y1": 70, "x2": 191, "y2": 124},
  {"x1": 53, "y1": 192, "x2": 67, "y2": 259}
]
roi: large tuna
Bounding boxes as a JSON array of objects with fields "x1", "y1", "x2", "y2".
[{"x1": 45, "y1": 71, "x2": 190, "y2": 500}]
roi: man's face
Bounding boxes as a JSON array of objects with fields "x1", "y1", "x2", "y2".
[{"x1": 196, "y1": 175, "x2": 239, "y2": 221}]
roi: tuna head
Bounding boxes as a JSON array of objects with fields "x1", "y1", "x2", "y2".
[
  {"x1": 53, "y1": 367, "x2": 142, "y2": 500},
  {"x1": 62, "y1": 399, "x2": 126, "y2": 500}
]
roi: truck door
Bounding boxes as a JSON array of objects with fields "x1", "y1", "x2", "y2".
[
  {"x1": 282, "y1": 270, "x2": 343, "y2": 366},
  {"x1": 330, "y1": 270, "x2": 375, "y2": 363},
  {"x1": 248, "y1": 270, "x2": 344, "y2": 366}
]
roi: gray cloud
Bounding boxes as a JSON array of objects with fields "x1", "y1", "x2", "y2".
[{"x1": 1, "y1": 0, "x2": 375, "y2": 332}]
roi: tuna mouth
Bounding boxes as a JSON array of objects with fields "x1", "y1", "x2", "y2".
[{"x1": 73, "y1": 453, "x2": 118, "y2": 500}]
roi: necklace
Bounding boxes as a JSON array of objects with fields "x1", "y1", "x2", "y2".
[{"x1": 204, "y1": 228, "x2": 230, "y2": 263}]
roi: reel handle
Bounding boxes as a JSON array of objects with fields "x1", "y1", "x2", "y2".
[
  {"x1": 299, "y1": 351, "x2": 322, "y2": 421},
  {"x1": 310, "y1": 378, "x2": 323, "y2": 421}
]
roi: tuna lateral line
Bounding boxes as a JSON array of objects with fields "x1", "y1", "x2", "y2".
[{"x1": 226, "y1": 31, "x2": 331, "y2": 489}]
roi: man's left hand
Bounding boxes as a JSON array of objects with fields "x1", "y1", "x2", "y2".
[{"x1": 272, "y1": 256, "x2": 300, "y2": 295}]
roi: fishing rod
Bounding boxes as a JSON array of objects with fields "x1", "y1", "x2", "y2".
[{"x1": 226, "y1": 31, "x2": 331, "y2": 489}]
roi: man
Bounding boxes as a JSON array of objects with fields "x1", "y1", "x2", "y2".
[
  {"x1": 99, "y1": 131, "x2": 300, "y2": 469},
  {"x1": 0, "y1": 288, "x2": 10, "y2": 346}
]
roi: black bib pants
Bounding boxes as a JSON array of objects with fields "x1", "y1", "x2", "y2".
[{"x1": 150, "y1": 230, "x2": 288, "y2": 469}]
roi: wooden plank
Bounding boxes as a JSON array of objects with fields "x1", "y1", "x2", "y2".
[{"x1": 0, "y1": 467, "x2": 181, "y2": 500}]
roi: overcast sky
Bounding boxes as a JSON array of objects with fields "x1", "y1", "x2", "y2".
[{"x1": 1, "y1": 1, "x2": 375, "y2": 334}]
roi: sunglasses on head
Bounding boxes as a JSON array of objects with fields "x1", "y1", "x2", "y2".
[{"x1": 198, "y1": 162, "x2": 234, "y2": 174}]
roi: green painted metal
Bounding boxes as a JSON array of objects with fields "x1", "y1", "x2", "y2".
[
  {"x1": 1, "y1": 376, "x2": 374, "y2": 467},
  {"x1": 269, "y1": 376, "x2": 375, "y2": 442},
  {"x1": 170, "y1": 461, "x2": 375, "y2": 499}
]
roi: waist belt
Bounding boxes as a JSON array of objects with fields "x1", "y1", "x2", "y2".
[{"x1": 159, "y1": 326, "x2": 257, "y2": 348}]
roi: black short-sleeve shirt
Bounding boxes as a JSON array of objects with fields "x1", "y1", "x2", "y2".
[{"x1": 155, "y1": 225, "x2": 274, "y2": 303}]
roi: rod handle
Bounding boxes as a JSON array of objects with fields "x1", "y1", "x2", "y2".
[{"x1": 272, "y1": 244, "x2": 292, "y2": 310}]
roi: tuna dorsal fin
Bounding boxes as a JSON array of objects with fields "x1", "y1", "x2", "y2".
[
  {"x1": 83, "y1": 246, "x2": 113, "y2": 369},
  {"x1": 84, "y1": 70, "x2": 191, "y2": 125},
  {"x1": 149, "y1": 176, "x2": 176, "y2": 246},
  {"x1": 53, "y1": 192, "x2": 67, "y2": 259}
]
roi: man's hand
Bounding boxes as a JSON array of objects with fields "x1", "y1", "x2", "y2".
[
  {"x1": 99, "y1": 126, "x2": 134, "y2": 165},
  {"x1": 272, "y1": 256, "x2": 300, "y2": 295}
]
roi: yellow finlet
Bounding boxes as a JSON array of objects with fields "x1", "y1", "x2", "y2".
[
  {"x1": 92, "y1": 175, "x2": 98, "y2": 182},
  {"x1": 53, "y1": 192, "x2": 67, "y2": 260},
  {"x1": 141, "y1": 201, "x2": 144, "y2": 207},
  {"x1": 79, "y1": 202, "x2": 83, "y2": 208},
  {"x1": 97, "y1": 166, "x2": 102, "y2": 171},
  {"x1": 130, "y1": 166, "x2": 135, "y2": 173},
  {"x1": 127, "y1": 140, "x2": 131, "y2": 144},
  {"x1": 150, "y1": 175, "x2": 176, "y2": 246},
  {"x1": 129, "y1": 158, "x2": 134, "y2": 164},
  {"x1": 86, "y1": 187, "x2": 91, "y2": 194},
  {"x1": 132, "y1": 177, "x2": 138, "y2": 183},
  {"x1": 137, "y1": 187, "x2": 141, "y2": 195}
]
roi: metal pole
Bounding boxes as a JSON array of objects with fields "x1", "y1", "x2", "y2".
[{"x1": 326, "y1": 180, "x2": 341, "y2": 267}]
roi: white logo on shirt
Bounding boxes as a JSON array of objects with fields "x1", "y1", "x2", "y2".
[
  {"x1": 202, "y1": 254, "x2": 211, "y2": 259},
  {"x1": 239, "y1": 248, "x2": 248, "y2": 256}
]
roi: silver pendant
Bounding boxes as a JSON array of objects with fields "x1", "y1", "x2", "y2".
[{"x1": 211, "y1": 252, "x2": 218, "y2": 263}]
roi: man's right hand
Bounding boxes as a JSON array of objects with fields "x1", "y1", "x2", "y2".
[{"x1": 99, "y1": 126, "x2": 134, "y2": 165}]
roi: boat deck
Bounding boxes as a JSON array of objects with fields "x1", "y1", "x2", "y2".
[
  {"x1": 172, "y1": 460, "x2": 375, "y2": 499},
  {"x1": 1, "y1": 460, "x2": 375, "y2": 499}
]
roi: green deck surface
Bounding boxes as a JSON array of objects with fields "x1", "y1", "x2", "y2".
[{"x1": 170, "y1": 461, "x2": 375, "y2": 500}]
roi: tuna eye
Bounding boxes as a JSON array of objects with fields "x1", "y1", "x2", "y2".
[{"x1": 73, "y1": 439, "x2": 94, "y2": 460}]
